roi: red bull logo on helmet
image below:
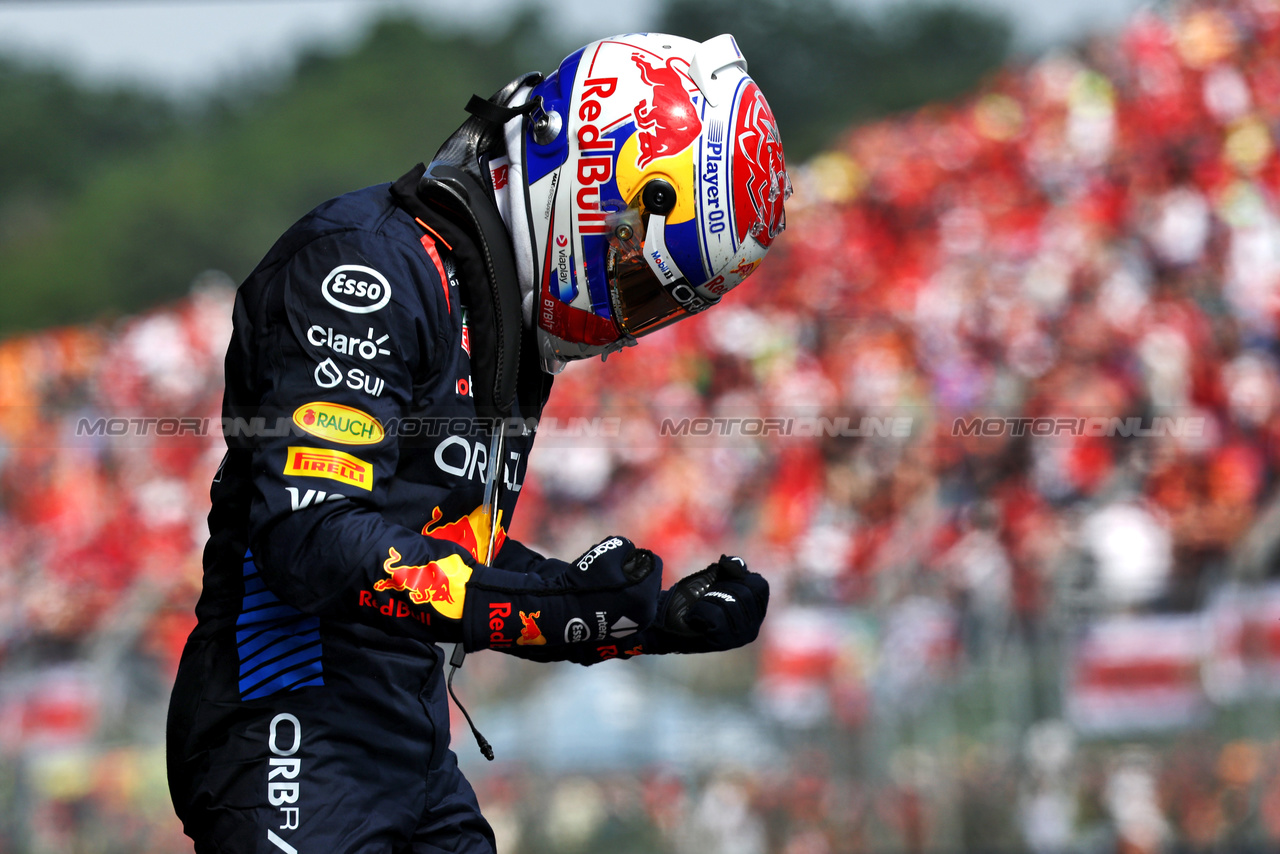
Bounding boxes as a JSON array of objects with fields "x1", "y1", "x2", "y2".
[
  {"x1": 730, "y1": 258, "x2": 762, "y2": 281},
  {"x1": 572, "y1": 74, "x2": 619, "y2": 238},
  {"x1": 374, "y1": 546, "x2": 470, "y2": 620},
  {"x1": 631, "y1": 53, "x2": 702, "y2": 169}
]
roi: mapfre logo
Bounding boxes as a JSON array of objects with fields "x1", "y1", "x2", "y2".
[
  {"x1": 321, "y1": 266, "x2": 392, "y2": 314},
  {"x1": 292, "y1": 402, "x2": 384, "y2": 445}
]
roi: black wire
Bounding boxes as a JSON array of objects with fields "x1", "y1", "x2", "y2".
[{"x1": 446, "y1": 648, "x2": 494, "y2": 761}]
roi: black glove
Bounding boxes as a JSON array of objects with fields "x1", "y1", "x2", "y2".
[
  {"x1": 640, "y1": 555, "x2": 770, "y2": 654},
  {"x1": 462, "y1": 535, "x2": 663, "y2": 652}
]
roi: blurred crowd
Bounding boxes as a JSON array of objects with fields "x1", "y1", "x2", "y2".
[
  {"x1": 4, "y1": 0, "x2": 1280, "y2": 850},
  {"x1": 0, "y1": 277, "x2": 229, "y2": 662},
  {"x1": 469, "y1": 733, "x2": 1280, "y2": 854}
]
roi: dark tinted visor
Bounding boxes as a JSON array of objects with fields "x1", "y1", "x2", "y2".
[{"x1": 604, "y1": 204, "x2": 692, "y2": 338}]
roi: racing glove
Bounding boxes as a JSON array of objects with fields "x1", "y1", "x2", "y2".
[
  {"x1": 459, "y1": 536, "x2": 663, "y2": 653},
  {"x1": 639, "y1": 555, "x2": 770, "y2": 655}
]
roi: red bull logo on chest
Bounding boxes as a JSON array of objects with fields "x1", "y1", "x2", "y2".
[{"x1": 421, "y1": 504, "x2": 507, "y2": 565}]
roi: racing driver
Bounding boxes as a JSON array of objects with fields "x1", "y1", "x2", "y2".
[{"x1": 168, "y1": 31, "x2": 788, "y2": 854}]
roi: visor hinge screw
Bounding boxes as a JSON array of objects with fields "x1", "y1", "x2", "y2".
[{"x1": 530, "y1": 98, "x2": 562, "y2": 145}]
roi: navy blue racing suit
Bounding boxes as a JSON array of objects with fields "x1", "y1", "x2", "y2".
[{"x1": 166, "y1": 174, "x2": 659, "y2": 854}]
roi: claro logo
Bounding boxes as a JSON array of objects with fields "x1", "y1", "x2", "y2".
[{"x1": 321, "y1": 266, "x2": 392, "y2": 314}]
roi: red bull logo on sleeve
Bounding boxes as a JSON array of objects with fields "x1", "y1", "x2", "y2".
[{"x1": 373, "y1": 547, "x2": 471, "y2": 620}]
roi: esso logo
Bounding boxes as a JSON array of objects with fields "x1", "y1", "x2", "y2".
[
  {"x1": 322, "y1": 265, "x2": 392, "y2": 314},
  {"x1": 564, "y1": 618, "x2": 590, "y2": 643}
]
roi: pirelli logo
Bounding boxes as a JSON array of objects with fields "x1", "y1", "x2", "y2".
[{"x1": 284, "y1": 446, "x2": 373, "y2": 491}]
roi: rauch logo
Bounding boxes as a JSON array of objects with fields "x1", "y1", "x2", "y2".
[{"x1": 292, "y1": 402, "x2": 384, "y2": 445}]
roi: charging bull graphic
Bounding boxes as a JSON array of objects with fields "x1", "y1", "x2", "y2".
[
  {"x1": 374, "y1": 547, "x2": 471, "y2": 620},
  {"x1": 372, "y1": 505, "x2": 505, "y2": 620},
  {"x1": 516, "y1": 611, "x2": 547, "y2": 646},
  {"x1": 632, "y1": 53, "x2": 702, "y2": 169},
  {"x1": 421, "y1": 504, "x2": 507, "y2": 565}
]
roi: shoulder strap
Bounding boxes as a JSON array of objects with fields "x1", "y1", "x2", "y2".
[{"x1": 390, "y1": 163, "x2": 523, "y2": 424}]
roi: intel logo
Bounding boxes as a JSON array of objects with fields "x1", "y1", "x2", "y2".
[{"x1": 321, "y1": 265, "x2": 391, "y2": 314}]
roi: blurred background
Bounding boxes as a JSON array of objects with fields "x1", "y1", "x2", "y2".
[{"x1": 3, "y1": 0, "x2": 1280, "y2": 851}]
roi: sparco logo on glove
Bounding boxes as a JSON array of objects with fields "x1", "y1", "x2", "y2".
[
  {"x1": 321, "y1": 265, "x2": 392, "y2": 313},
  {"x1": 575, "y1": 537, "x2": 625, "y2": 571}
]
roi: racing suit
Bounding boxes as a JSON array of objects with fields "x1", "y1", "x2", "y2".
[{"x1": 166, "y1": 166, "x2": 662, "y2": 854}]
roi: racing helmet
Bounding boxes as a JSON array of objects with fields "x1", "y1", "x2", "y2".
[{"x1": 510, "y1": 33, "x2": 790, "y2": 369}]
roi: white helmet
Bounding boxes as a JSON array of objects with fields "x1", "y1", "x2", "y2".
[{"x1": 497, "y1": 33, "x2": 791, "y2": 370}]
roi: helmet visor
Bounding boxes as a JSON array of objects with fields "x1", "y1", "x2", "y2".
[{"x1": 604, "y1": 204, "x2": 695, "y2": 338}]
